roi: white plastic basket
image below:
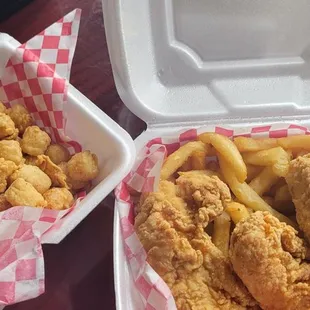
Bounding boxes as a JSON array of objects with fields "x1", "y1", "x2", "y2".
[
  {"x1": 102, "y1": 0, "x2": 310, "y2": 309},
  {"x1": 0, "y1": 33, "x2": 136, "y2": 244}
]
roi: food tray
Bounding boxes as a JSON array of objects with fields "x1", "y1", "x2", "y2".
[
  {"x1": 102, "y1": 0, "x2": 310, "y2": 309},
  {"x1": 0, "y1": 32, "x2": 136, "y2": 244}
]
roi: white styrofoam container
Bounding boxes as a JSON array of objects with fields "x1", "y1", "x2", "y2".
[
  {"x1": 0, "y1": 33, "x2": 136, "y2": 244},
  {"x1": 103, "y1": 0, "x2": 310, "y2": 309}
]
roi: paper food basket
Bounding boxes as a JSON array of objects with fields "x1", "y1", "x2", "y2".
[
  {"x1": 0, "y1": 9, "x2": 135, "y2": 307},
  {"x1": 103, "y1": 1, "x2": 310, "y2": 309}
]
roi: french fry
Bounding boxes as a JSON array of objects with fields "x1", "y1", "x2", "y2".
[
  {"x1": 234, "y1": 137, "x2": 278, "y2": 152},
  {"x1": 178, "y1": 169, "x2": 223, "y2": 181},
  {"x1": 226, "y1": 202, "x2": 250, "y2": 224},
  {"x1": 212, "y1": 212, "x2": 231, "y2": 257},
  {"x1": 242, "y1": 147, "x2": 290, "y2": 177},
  {"x1": 249, "y1": 166, "x2": 279, "y2": 196},
  {"x1": 278, "y1": 135, "x2": 310, "y2": 150},
  {"x1": 160, "y1": 141, "x2": 208, "y2": 180},
  {"x1": 191, "y1": 150, "x2": 207, "y2": 170},
  {"x1": 199, "y1": 133, "x2": 247, "y2": 182},
  {"x1": 218, "y1": 155, "x2": 297, "y2": 228},
  {"x1": 246, "y1": 164, "x2": 263, "y2": 182}
]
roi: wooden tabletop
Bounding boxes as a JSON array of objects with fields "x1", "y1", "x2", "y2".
[{"x1": 0, "y1": 0, "x2": 145, "y2": 309}]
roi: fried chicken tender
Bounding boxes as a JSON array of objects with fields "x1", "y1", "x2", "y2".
[
  {"x1": 5, "y1": 178, "x2": 46, "y2": 207},
  {"x1": 21, "y1": 126, "x2": 51, "y2": 156},
  {"x1": 136, "y1": 180, "x2": 257, "y2": 310},
  {"x1": 36, "y1": 155, "x2": 68, "y2": 188},
  {"x1": 230, "y1": 211, "x2": 310, "y2": 310},
  {"x1": 0, "y1": 194, "x2": 11, "y2": 211},
  {"x1": 0, "y1": 140, "x2": 23, "y2": 165},
  {"x1": 0, "y1": 158, "x2": 18, "y2": 193},
  {"x1": 58, "y1": 162, "x2": 89, "y2": 191},
  {"x1": 9, "y1": 165, "x2": 51, "y2": 194},
  {"x1": 45, "y1": 144, "x2": 70, "y2": 165},
  {"x1": 43, "y1": 188, "x2": 74, "y2": 210},
  {"x1": 0, "y1": 112, "x2": 18, "y2": 139},
  {"x1": 67, "y1": 151, "x2": 99, "y2": 182},
  {"x1": 286, "y1": 155, "x2": 310, "y2": 241},
  {"x1": 176, "y1": 173, "x2": 231, "y2": 228},
  {"x1": 6, "y1": 104, "x2": 33, "y2": 134}
]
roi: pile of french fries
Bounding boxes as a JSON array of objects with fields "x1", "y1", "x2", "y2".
[{"x1": 160, "y1": 132, "x2": 310, "y2": 256}]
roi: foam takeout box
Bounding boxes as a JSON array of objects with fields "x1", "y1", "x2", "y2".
[
  {"x1": 102, "y1": 0, "x2": 310, "y2": 309},
  {"x1": 0, "y1": 32, "x2": 136, "y2": 244}
]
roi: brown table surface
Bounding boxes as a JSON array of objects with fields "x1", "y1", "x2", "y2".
[{"x1": 0, "y1": 0, "x2": 146, "y2": 309}]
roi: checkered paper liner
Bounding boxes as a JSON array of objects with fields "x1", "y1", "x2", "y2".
[
  {"x1": 115, "y1": 123, "x2": 310, "y2": 310},
  {"x1": 0, "y1": 9, "x2": 87, "y2": 306}
]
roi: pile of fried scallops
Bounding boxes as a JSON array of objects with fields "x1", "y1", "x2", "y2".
[{"x1": 0, "y1": 102, "x2": 99, "y2": 212}]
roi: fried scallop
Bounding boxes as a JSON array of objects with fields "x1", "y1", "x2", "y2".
[
  {"x1": 36, "y1": 155, "x2": 68, "y2": 188},
  {"x1": 0, "y1": 158, "x2": 18, "y2": 193},
  {"x1": 0, "y1": 140, "x2": 24, "y2": 165},
  {"x1": 45, "y1": 144, "x2": 70, "y2": 165},
  {"x1": 0, "y1": 102, "x2": 7, "y2": 114},
  {"x1": 6, "y1": 104, "x2": 33, "y2": 134},
  {"x1": 43, "y1": 188, "x2": 74, "y2": 210},
  {"x1": 24, "y1": 155, "x2": 39, "y2": 166},
  {"x1": 58, "y1": 162, "x2": 89, "y2": 191},
  {"x1": 5, "y1": 178, "x2": 46, "y2": 207},
  {"x1": 0, "y1": 113, "x2": 18, "y2": 139},
  {"x1": 67, "y1": 151, "x2": 99, "y2": 182},
  {"x1": 0, "y1": 194, "x2": 11, "y2": 212},
  {"x1": 9, "y1": 165, "x2": 51, "y2": 194},
  {"x1": 21, "y1": 126, "x2": 51, "y2": 156}
]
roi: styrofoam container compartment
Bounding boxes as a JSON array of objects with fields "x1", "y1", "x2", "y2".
[
  {"x1": 0, "y1": 33, "x2": 136, "y2": 244},
  {"x1": 103, "y1": 0, "x2": 310, "y2": 309}
]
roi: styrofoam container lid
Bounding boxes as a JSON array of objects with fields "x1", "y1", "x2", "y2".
[
  {"x1": 103, "y1": 1, "x2": 310, "y2": 310},
  {"x1": 104, "y1": 0, "x2": 310, "y2": 127}
]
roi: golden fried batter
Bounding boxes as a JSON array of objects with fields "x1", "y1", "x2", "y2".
[
  {"x1": 0, "y1": 158, "x2": 17, "y2": 193},
  {"x1": 5, "y1": 178, "x2": 46, "y2": 207},
  {"x1": 58, "y1": 162, "x2": 89, "y2": 191},
  {"x1": 43, "y1": 188, "x2": 74, "y2": 210},
  {"x1": 37, "y1": 155, "x2": 68, "y2": 188},
  {"x1": 0, "y1": 102, "x2": 7, "y2": 114},
  {"x1": 0, "y1": 194, "x2": 11, "y2": 212},
  {"x1": 176, "y1": 173, "x2": 231, "y2": 228},
  {"x1": 6, "y1": 104, "x2": 33, "y2": 134},
  {"x1": 45, "y1": 144, "x2": 70, "y2": 165},
  {"x1": 230, "y1": 211, "x2": 310, "y2": 310},
  {"x1": 67, "y1": 151, "x2": 99, "y2": 182},
  {"x1": 24, "y1": 155, "x2": 39, "y2": 166},
  {"x1": 9, "y1": 165, "x2": 51, "y2": 194},
  {"x1": 21, "y1": 126, "x2": 51, "y2": 156},
  {"x1": 136, "y1": 180, "x2": 257, "y2": 309},
  {"x1": 0, "y1": 113, "x2": 18, "y2": 139},
  {"x1": 0, "y1": 140, "x2": 23, "y2": 165},
  {"x1": 286, "y1": 155, "x2": 310, "y2": 241}
]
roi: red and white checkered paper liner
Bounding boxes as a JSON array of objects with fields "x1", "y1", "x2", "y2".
[
  {"x1": 115, "y1": 123, "x2": 310, "y2": 310},
  {"x1": 0, "y1": 9, "x2": 87, "y2": 306}
]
